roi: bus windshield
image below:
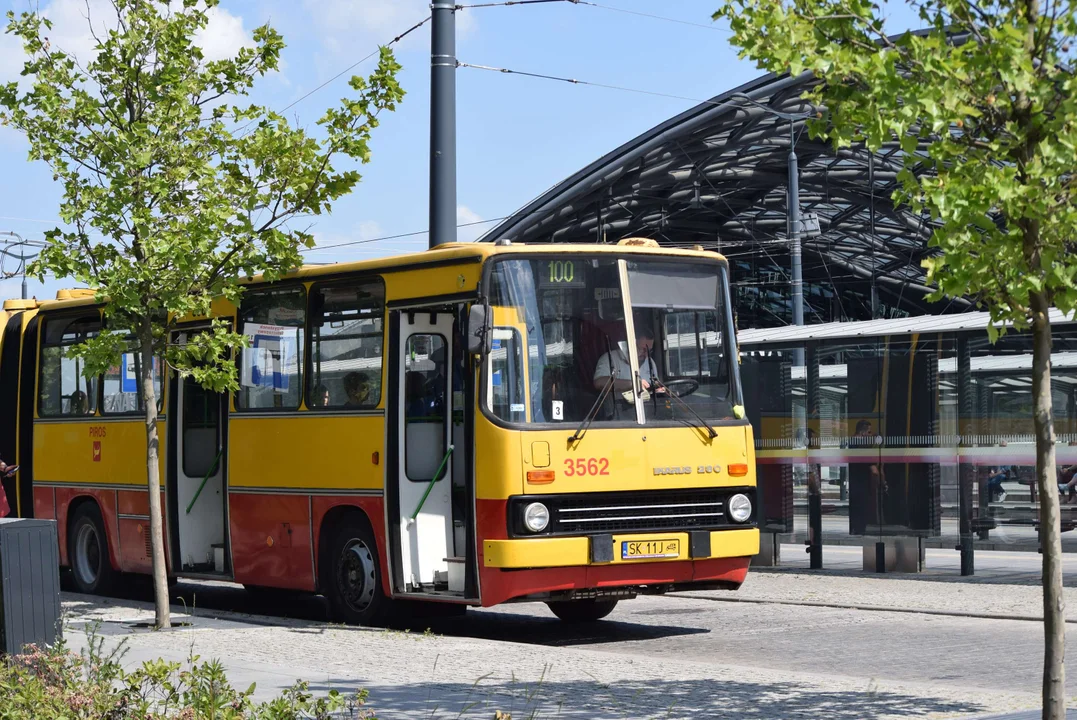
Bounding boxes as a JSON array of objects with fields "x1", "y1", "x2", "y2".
[{"x1": 486, "y1": 255, "x2": 740, "y2": 427}]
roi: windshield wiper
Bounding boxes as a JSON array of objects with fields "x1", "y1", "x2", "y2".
[
  {"x1": 569, "y1": 338, "x2": 618, "y2": 445},
  {"x1": 649, "y1": 376, "x2": 718, "y2": 440}
]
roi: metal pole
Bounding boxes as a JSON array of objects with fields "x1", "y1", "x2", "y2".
[
  {"x1": 957, "y1": 335, "x2": 975, "y2": 576},
  {"x1": 788, "y1": 122, "x2": 803, "y2": 329},
  {"x1": 429, "y1": 2, "x2": 457, "y2": 249}
]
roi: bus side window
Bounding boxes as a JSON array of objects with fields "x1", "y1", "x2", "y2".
[
  {"x1": 487, "y1": 328, "x2": 525, "y2": 422},
  {"x1": 308, "y1": 278, "x2": 385, "y2": 410},
  {"x1": 39, "y1": 315, "x2": 101, "y2": 417},
  {"x1": 236, "y1": 286, "x2": 306, "y2": 411},
  {"x1": 100, "y1": 329, "x2": 163, "y2": 414}
]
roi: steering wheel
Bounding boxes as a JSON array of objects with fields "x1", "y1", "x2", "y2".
[{"x1": 659, "y1": 379, "x2": 699, "y2": 398}]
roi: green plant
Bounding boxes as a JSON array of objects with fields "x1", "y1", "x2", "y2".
[{"x1": 0, "y1": 633, "x2": 376, "y2": 719}]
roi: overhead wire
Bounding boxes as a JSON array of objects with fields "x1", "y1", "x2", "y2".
[
  {"x1": 233, "y1": 14, "x2": 432, "y2": 138},
  {"x1": 572, "y1": 1, "x2": 730, "y2": 32},
  {"x1": 300, "y1": 217, "x2": 507, "y2": 253},
  {"x1": 456, "y1": 62, "x2": 730, "y2": 108},
  {"x1": 454, "y1": 0, "x2": 729, "y2": 33}
]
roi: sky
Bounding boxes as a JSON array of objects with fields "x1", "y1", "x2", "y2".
[{"x1": 0, "y1": 0, "x2": 923, "y2": 302}]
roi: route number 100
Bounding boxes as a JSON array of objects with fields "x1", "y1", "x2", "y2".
[{"x1": 548, "y1": 260, "x2": 575, "y2": 283}]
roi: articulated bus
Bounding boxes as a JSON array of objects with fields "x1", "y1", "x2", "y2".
[{"x1": 0, "y1": 239, "x2": 758, "y2": 624}]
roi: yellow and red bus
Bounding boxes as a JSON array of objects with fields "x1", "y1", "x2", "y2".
[{"x1": 0, "y1": 239, "x2": 758, "y2": 623}]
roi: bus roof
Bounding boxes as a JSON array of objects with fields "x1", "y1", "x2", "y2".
[{"x1": 13, "y1": 240, "x2": 730, "y2": 311}]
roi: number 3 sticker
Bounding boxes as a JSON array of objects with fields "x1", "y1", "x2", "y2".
[{"x1": 563, "y1": 458, "x2": 610, "y2": 476}]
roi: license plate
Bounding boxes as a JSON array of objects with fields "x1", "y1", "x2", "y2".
[{"x1": 621, "y1": 539, "x2": 680, "y2": 560}]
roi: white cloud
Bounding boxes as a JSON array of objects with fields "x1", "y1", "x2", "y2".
[
  {"x1": 7, "y1": 1, "x2": 254, "y2": 72},
  {"x1": 195, "y1": 6, "x2": 254, "y2": 62},
  {"x1": 301, "y1": 0, "x2": 476, "y2": 56},
  {"x1": 0, "y1": 30, "x2": 28, "y2": 84},
  {"x1": 457, "y1": 205, "x2": 487, "y2": 242},
  {"x1": 357, "y1": 221, "x2": 383, "y2": 242},
  {"x1": 42, "y1": 0, "x2": 111, "y2": 64}
]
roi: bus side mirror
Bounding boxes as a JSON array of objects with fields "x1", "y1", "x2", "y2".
[{"x1": 467, "y1": 304, "x2": 490, "y2": 355}]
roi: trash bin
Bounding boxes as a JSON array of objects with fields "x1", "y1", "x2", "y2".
[{"x1": 0, "y1": 518, "x2": 62, "y2": 655}]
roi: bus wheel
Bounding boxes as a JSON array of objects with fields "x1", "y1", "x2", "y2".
[
  {"x1": 546, "y1": 598, "x2": 618, "y2": 623},
  {"x1": 69, "y1": 503, "x2": 116, "y2": 596},
  {"x1": 325, "y1": 521, "x2": 389, "y2": 626}
]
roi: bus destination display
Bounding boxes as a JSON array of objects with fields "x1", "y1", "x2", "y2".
[{"x1": 537, "y1": 258, "x2": 587, "y2": 289}]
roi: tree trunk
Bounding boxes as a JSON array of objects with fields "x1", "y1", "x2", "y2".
[
  {"x1": 140, "y1": 317, "x2": 170, "y2": 629},
  {"x1": 1031, "y1": 291, "x2": 1065, "y2": 718}
]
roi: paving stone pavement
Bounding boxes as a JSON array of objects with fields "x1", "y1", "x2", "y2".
[{"x1": 58, "y1": 583, "x2": 1065, "y2": 720}]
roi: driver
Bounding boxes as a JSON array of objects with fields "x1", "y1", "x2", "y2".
[{"x1": 593, "y1": 326, "x2": 663, "y2": 396}]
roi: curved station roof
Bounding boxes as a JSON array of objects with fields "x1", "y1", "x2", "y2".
[{"x1": 481, "y1": 71, "x2": 974, "y2": 329}]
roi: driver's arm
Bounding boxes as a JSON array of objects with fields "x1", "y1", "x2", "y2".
[
  {"x1": 594, "y1": 371, "x2": 635, "y2": 392},
  {"x1": 593, "y1": 352, "x2": 635, "y2": 392}
]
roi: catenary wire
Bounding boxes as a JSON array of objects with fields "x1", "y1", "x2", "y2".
[
  {"x1": 234, "y1": 15, "x2": 432, "y2": 138},
  {"x1": 456, "y1": 61, "x2": 735, "y2": 108},
  {"x1": 300, "y1": 217, "x2": 508, "y2": 253},
  {"x1": 573, "y1": 1, "x2": 730, "y2": 32}
]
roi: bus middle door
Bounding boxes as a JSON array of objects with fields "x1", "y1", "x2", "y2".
[{"x1": 394, "y1": 310, "x2": 454, "y2": 593}]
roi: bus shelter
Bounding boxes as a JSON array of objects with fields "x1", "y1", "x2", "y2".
[{"x1": 738, "y1": 310, "x2": 1077, "y2": 575}]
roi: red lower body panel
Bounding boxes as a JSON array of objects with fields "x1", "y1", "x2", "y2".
[
  {"x1": 478, "y1": 556, "x2": 750, "y2": 607},
  {"x1": 230, "y1": 493, "x2": 387, "y2": 594}
]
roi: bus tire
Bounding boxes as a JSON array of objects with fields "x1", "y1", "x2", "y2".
[
  {"x1": 68, "y1": 503, "x2": 117, "y2": 596},
  {"x1": 546, "y1": 598, "x2": 618, "y2": 623},
  {"x1": 324, "y1": 520, "x2": 390, "y2": 626}
]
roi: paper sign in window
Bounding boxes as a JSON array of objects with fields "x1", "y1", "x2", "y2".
[{"x1": 241, "y1": 323, "x2": 297, "y2": 392}]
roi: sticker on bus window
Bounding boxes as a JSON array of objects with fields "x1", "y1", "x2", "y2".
[
  {"x1": 510, "y1": 403, "x2": 525, "y2": 413},
  {"x1": 241, "y1": 323, "x2": 297, "y2": 392},
  {"x1": 551, "y1": 400, "x2": 563, "y2": 421}
]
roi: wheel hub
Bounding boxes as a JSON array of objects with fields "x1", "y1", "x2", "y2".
[
  {"x1": 339, "y1": 540, "x2": 376, "y2": 613},
  {"x1": 74, "y1": 523, "x2": 101, "y2": 587}
]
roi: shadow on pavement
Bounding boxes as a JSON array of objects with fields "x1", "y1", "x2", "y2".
[
  {"x1": 65, "y1": 576, "x2": 708, "y2": 647},
  {"x1": 291, "y1": 677, "x2": 993, "y2": 719}
]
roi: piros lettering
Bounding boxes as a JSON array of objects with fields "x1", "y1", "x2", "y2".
[{"x1": 89, "y1": 426, "x2": 106, "y2": 438}]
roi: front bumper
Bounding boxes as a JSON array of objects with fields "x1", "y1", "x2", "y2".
[{"x1": 483, "y1": 527, "x2": 759, "y2": 568}]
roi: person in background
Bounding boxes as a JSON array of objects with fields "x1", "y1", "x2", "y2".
[
  {"x1": 343, "y1": 372, "x2": 371, "y2": 407},
  {"x1": 1058, "y1": 463, "x2": 1077, "y2": 503},
  {"x1": 0, "y1": 457, "x2": 18, "y2": 518},
  {"x1": 986, "y1": 466, "x2": 1008, "y2": 503},
  {"x1": 69, "y1": 390, "x2": 90, "y2": 415},
  {"x1": 310, "y1": 383, "x2": 330, "y2": 408},
  {"x1": 405, "y1": 371, "x2": 427, "y2": 418}
]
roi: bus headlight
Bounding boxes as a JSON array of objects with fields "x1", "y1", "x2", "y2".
[
  {"x1": 523, "y1": 502, "x2": 550, "y2": 533},
  {"x1": 727, "y1": 494, "x2": 752, "y2": 523}
]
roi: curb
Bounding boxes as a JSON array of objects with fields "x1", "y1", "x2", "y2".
[{"x1": 672, "y1": 592, "x2": 1077, "y2": 624}]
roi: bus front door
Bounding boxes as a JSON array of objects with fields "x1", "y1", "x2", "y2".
[
  {"x1": 170, "y1": 330, "x2": 229, "y2": 576},
  {"x1": 394, "y1": 311, "x2": 455, "y2": 593}
]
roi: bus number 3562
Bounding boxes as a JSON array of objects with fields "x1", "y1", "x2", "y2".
[{"x1": 563, "y1": 458, "x2": 610, "y2": 476}]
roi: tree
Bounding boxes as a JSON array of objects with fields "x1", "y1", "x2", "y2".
[
  {"x1": 0, "y1": 0, "x2": 403, "y2": 629},
  {"x1": 714, "y1": 0, "x2": 1077, "y2": 714}
]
